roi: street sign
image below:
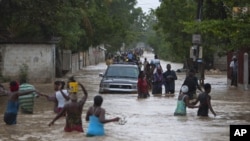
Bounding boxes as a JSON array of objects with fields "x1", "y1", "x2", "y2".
[{"x1": 192, "y1": 34, "x2": 201, "y2": 44}]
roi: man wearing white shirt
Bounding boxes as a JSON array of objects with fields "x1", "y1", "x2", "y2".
[{"x1": 229, "y1": 56, "x2": 238, "y2": 87}]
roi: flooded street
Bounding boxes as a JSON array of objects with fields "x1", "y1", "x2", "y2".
[{"x1": 0, "y1": 52, "x2": 250, "y2": 141}]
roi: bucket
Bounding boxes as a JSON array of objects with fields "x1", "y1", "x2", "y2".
[{"x1": 69, "y1": 82, "x2": 78, "y2": 93}]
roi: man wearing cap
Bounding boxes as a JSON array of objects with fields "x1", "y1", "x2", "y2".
[{"x1": 174, "y1": 85, "x2": 198, "y2": 116}]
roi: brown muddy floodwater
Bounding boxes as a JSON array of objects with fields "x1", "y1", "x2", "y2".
[{"x1": 0, "y1": 52, "x2": 250, "y2": 141}]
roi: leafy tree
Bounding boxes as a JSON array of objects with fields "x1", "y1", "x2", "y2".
[
  {"x1": 182, "y1": 1, "x2": 250, "y2": 54},
  {"x1": 151, "y1": 0, "x2": 249, "y2": 65},
  {"x1": 0, "y1": 0, "x2": 146, "y2": 53},
  {"x1": 0, "y1": 0, "x2": 88, "y2": 51},
  {"x1": 154, "y1": 0, "x2": 196, "y2": 62}
]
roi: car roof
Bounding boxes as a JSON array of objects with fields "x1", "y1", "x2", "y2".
[{"x1": 109, "y1": 63, "x2": 138, "y2": 68}]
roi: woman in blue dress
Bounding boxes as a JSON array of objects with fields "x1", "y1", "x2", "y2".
[
  {"x1": 85, "y1": 95, "x2": 120, "y2": 136},
  {"x1": 0, "y1": 81, "x2": 37, "y2": 125}
]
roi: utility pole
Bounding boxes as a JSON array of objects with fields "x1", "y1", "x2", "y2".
[
  {"x1": 193, "y1": 0, "x2": 203, "y2": 58},
  {"x1": 190, "y1": 0, "x2": 204, "y2": 86}
]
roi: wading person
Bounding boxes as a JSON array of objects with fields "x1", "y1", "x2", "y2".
[
  {"x1": 47, "y1": 82, "x2": 88, "y2": 132},
  {"x1": 143, "y1": 57, "x2": 149, "y2": 70},
  {"x1": 39, "y1": 80, "x2": 69, "y2": 114},
  {"x1": 192, "y1": 83, "x2": 216, "y2": 117},
  {"x1": 174, "y1": 85, "x2": 198, "y2": 116},
  {"x1": 137, "y1": 71, "x2": 150, "y2": 98},
  {"x1": 86, "y1": 95, "x2": 120, "y2": 136},
  {"x1": 18, "y1": 78, "x2": 38, "y2": 114},
  {"x1": 1, "y1": 81, "x2": 37, "y2": 125},
  {"x1": 144, "y1": 63, "x2": 152, "y2": 90},
  {"x1": 152, "y1": 67, "x2": 163, "y2": 95},
  {"x1": 182, "y1": 69, "x2": 203, "y2": 100},
  {"x1": 163, "y1": 64, "x2": 177, "y2": 96}
]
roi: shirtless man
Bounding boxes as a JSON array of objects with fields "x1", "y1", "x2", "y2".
[{"x1": 46, "y1": 82, "x2": 88, "y2": 132}]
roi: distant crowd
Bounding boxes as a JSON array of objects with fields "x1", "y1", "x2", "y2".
[
  {"x1": 105, "y1": 48, "x2": 144, "y2": 68},
  {"x1": 137, "y1": 54, "x2": 216, "y2": 117}
]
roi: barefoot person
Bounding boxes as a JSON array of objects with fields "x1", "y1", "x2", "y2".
[
  {"x1": 46, "y1": 82, "x2": 88, "y2": 132},
  {"x1": 0, "y1": 81, "x2": 37, "y2": 125},
  {"x1": 86, "y1": 95, "x2": 120, "y2": 136}
]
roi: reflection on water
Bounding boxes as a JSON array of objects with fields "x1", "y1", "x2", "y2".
[{"x1": 0, "y1": 52, "x2": 249, "y2": 141}]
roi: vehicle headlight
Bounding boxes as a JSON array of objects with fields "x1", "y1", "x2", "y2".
[
  {"x1": 132, "y1": 84, "x2": 137, "y2": 89},
  {"x1": 100, "y1": 83, "x2": 109, "y2": 88}
]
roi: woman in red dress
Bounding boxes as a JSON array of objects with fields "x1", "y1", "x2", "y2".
[{"x1": 137, "y1": 71, "x2": 150, "y2": 98}]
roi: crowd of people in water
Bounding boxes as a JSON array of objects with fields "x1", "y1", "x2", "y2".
[
  {"x1": 0, "y1": 77, "x2": 119, "y2": 136},
  {"x1": 137, "y1": 54, "x2": 216, "y2": 117},
  {"x1": 105, "y1": 48, "x2": 144, "y2": 68},
  {"x1": 106, "y1": 49, "x2": 216, "y2": 118},
  {"x1": 0, "y1": 48, "x2": 216, "y2": 137}
]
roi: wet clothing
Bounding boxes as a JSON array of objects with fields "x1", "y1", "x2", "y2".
[
  {"x1": 163, "y1": 70, "x2": 177, "y2": 94},
  {"x1": 86, "y1": 107, "x2": 105, "y2": 136},
  {"x1": 230, "y1": 60, "x2": 238, "y2": 86},
  {"x1": 152, "y1": 72, "x2": 163, "y2": 94},
  {"x1": 55, "y1": 107, "x2": 63, "y2": 114},
  {"x1": 183, "y1": 76, "x2": 199, "y2": 99},
  {"x1": 137, "y1": 78, "x2": 149, "y2": 98},
  {"x1": 144, "y1": 65, "x2": 152, "y2": 89},
  {"x1": 65, "y1": 113, "x2": 83, "y2": 132},
  {"x1": 143, "y1": 60, "x2": 149, "y2": 70},
  {"x1": 150, "y1": 59, "x2": 161, "y2": 68},
  {"x1": 150, "y1": 59, "x2": 162, "y2": 74},
  {"x1": 19, "y1": 83, "x2": 36, "y2": 114},
  {"x1": 197, "y1": 92, "x2": 211, "y2": 116},
  {"x1": 4, "y1": 101, "x2": 19, "y2": 125},
  {"x1": 174, "y1": 95, "x2": 187, "y2": 116},
  {"x1": 86, "y1": 115, "x2": 104, "y2": 136},
  {"x1": 56, "y1": 89, "x2": 69, "y2": 109},
  {"x1": 127, "y1": 53, "x2": 133, "y2": 62}
]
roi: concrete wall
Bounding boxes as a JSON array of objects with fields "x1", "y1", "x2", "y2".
[
  {"x1": 0, "y1": 43, "x2": 105, "y2": 83},
  {"x1": 0, "y1": 44, "x2": 55, "y2": 83},
  {"x1": 71, "y1": 53, "x2": 79, "y2": 73},
  {"x1": 80, "y1": 45, "x2": 106, "y2": 68}
]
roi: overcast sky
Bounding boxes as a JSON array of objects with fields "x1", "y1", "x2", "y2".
[{"x1": 136, "y1": 0, "x2": 161, "y2": 13}]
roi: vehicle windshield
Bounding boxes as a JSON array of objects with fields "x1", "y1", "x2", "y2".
[{"x1": 106, "y1": 66, "x2": 139, "y2": 78}]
